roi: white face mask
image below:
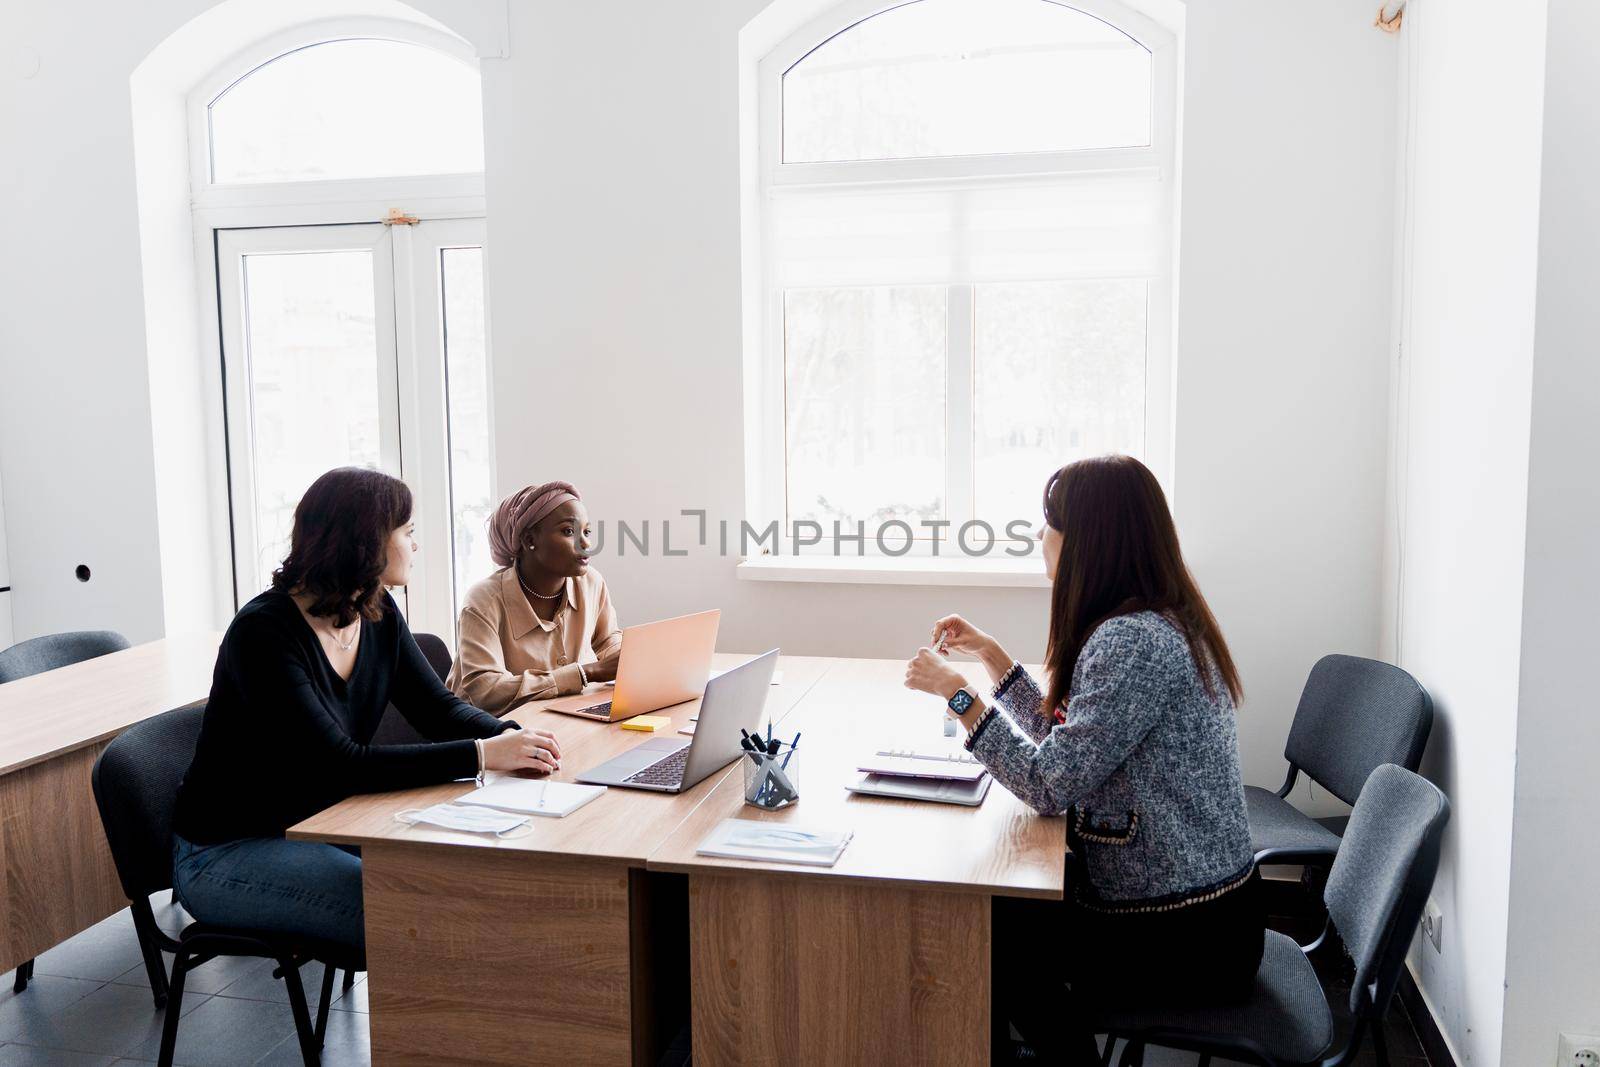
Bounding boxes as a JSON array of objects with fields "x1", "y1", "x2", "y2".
[{"x1": 395, "y1": 802, "x2": 532, "y2": 838}]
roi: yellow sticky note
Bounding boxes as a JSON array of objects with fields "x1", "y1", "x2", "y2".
[{"x1": 620, "y1": 715, "x2": 670, "y2": 732}]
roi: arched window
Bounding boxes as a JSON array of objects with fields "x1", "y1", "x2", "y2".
[
  {"x1": 207, "y1": 38, "x2": 484, "y2": 183},
  {"x1": 782, "y1": 0, "x2": 1152, "y2": 162},
  {"x1": 191, "y1": 27, "x2": 495, "y2": 639},
  {"x1": 748, "y1": 0, "x2": 1175, "y2": 560}
]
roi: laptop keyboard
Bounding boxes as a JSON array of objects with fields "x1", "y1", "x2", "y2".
[
  {"x1": 574, "y1": 701, "x2": 613, "y2": 718},
  {"x1": 625, "y1": 746, "x2": 691, "y2": 787}
]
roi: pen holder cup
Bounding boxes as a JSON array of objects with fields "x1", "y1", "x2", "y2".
[{"x1": 743, "y1": 748, "x2": 800, "y2": 810}]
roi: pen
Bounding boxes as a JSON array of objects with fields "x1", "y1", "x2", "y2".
[
  {"x1": 538, "y1": 781, "x2": 547, "y2": 810},
  {"x1": 934, "y1": 628, "x2": 948, "y2": 655},
  {"x1": 781, "y1": 732, "x2": 801, "y2": 769}
]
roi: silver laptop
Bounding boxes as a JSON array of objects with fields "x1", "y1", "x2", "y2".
[{"x1": 576, "y1": 649, "x2": 779, "y2": 793}]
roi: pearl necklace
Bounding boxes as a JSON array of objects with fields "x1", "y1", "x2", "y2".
[{"x1": 519, "y1": 572, "x2": 564, "y2": 604}]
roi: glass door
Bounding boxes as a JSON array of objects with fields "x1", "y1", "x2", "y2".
[{"x1": 216, "y1": 219, "x2": 493, "y2": 641}]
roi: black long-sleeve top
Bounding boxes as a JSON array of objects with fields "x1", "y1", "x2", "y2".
[{"x1": 173, "y1": 590, "x2": 517, "y2": 845}]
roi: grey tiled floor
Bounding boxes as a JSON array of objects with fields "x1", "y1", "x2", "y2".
[
  {"x1": 0, "y1": 906, "x2": 367, "y2": 1066},
  {"x1": 5, "y1": 897, "x2": 1437, "y2": 1067}
]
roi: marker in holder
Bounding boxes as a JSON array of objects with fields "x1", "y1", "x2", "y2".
[{"x1": 740, "y1": 729, "x2": 800, "y2": 810}]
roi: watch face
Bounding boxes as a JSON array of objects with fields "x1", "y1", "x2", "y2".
[{"x1": 949, "y1": 688, "x2": 974, "y2": 714}]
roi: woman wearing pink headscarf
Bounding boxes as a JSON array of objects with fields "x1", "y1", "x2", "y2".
[{"x1": 447, "y1": 481, "x2": 623, "y2": 714}]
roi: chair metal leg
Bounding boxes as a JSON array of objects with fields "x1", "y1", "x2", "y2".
[
  {"x1": 341, "y1": 968, "x2": 356, "y2": 990},
  {"x1": 157, "y1": 948, "x2": 190, "y2": 1067},
  {"x1": 1117, "y1": 1039, "x2": 1145, "y2": 1067},
  {"x1": 315, "y1": 964, "x2": 337, "y2": 1047},
  {"x1": 279, "y1": 956, "x2": 321, "y2": 1067},
  {"x1": 1372, "y1": 1021, "x2": 1390, "y2": 1067},
  {"x1": 1100, "y1": 1034, "x2": 1116, "y2": 1067},
  {"x1": 11, "y1": 959, "x2": 33, "y2": 993},
  {"x1": 131, "y1": 899, "x2": 171, "y2": 1009}
]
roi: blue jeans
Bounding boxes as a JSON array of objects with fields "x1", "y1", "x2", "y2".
[{"x1": 172, "y1": 835, "x2": 365, "y2": 953}]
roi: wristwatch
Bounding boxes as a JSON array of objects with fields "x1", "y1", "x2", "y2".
[{"x1": 947, "y1": 685, "x2": 977, "y2": 717}]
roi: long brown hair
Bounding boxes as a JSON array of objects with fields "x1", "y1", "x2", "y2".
[
  {"x1": 1041, "y1": 455, "x2": 1242, "y2": 715},
  {"x1": 271, "y1": 467, "x2": 412, "y2": 627}
]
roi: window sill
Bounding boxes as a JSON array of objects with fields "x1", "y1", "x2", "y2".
[{"x1": 735, "y1": 555, "x2": 1051, "y2": 588}]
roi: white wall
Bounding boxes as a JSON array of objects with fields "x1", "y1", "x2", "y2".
[
  {"x1": 0, "y1": 0, "x2": 1395, "y2": 800},
  {"x1": 0, "y1": 458, "x2": 12, "y2": 649},
  {"x1": 1500, "y1": 0, "x2": 1600, "y2": 1060},
  {"x1": 486, "y1": 0, "x2": 1398, "y2": 804},
  {"x1": 1171, "y1": 0, "x2": 1396, "y2": 810},
  {"x1": 0, "y1": 6, "x2": 174, "y2": 645},
  {"x1": 1384, "y1": 0, "x2": 1550, "y2": 1063}
]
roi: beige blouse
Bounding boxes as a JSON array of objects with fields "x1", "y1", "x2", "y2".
[{"x1": 448, "y1": 566, "x2": 623, "y2": 714}]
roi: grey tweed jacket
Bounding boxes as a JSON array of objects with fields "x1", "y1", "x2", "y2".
[{"x1": 967, "y1": 611, "x2": 1254, "y2": 908}]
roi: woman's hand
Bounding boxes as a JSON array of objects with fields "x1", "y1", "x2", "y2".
[
  {"x1": 904, "y1": 647, "x2": 968, "y2": 702},
  {"x1": 582, "y1": 646, "x2": 621, "y2": 685},
  {"x1": 481, "y1": 726, "x2": 562, "y2": 774},
  {"x1": 930, "y1": 614, "x2": 1013, "y2": 683}
]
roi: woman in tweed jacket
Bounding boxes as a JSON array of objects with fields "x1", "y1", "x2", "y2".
[{"x1": 904, "y1": 456, "x2": 1262, "y2": 1051}]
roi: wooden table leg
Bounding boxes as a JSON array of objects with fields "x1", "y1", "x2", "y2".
[
  {"x1": 689, "y1": 873, "x2": 991, "y2": 1065},
  {"x1": 362, "y1": 843, "x2": 637, "y2": 1066}
]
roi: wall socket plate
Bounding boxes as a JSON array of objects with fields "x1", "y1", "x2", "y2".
[
  {"x1": 1558, "y1": 1034, "x2": 1600, "y2": 1067},
  {"x1": 1421, "y1": 897, "x2": 1444, "y2": 953}
]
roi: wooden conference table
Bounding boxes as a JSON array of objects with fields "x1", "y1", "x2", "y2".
[
  {"x1": 292, "y1": 654, "x2": 1066, "y2": 1066},
  {"x1": 0, "y1": 632, "x2": 222, "y2": 977}
]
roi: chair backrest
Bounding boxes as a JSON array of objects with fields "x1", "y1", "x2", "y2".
[
  {"x1": 91, "y1": 702, "x2": 207, "y2": 901},
  {"x1": 413, "y1": 631, "x2": 453, "y2": 684},
  {"x1": 1324, "y1": 764, "x2": 1449, "y2": 1020},
  {"x1": 1284, "y1": 654, "x2": 1434, "y2": 804},
  {"x1": 370, "y1": 631, "x2": 455, "y2": 745},
  {"x1": 0, "y1": 629, "x2": 131, "y2": 684}
]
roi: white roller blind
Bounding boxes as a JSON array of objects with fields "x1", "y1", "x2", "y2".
[{"x1": 770, "y1": 170, "x2": 1163, "y2": 288}]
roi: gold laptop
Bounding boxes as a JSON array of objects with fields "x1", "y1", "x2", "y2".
[{"x1": 541, "y1": 609, "x2": 721, "y2": 722}]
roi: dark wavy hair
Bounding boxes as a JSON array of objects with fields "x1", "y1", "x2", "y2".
[
  {"x1": 271, "y1": 467, "x2": 412, "y2": 627},
  {"x1": 1041, "y1": 455, "x2": 1242, "y2": 716}
]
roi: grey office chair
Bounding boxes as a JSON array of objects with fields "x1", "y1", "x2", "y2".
[
  {"x1": 0, "y1": 629, "x2": 131, "y2": 684},
  {"x1": 0, "y1": 628, "x2": 131, "y2": 992},
  {"x1": 1249, "y1": 655, "x2": 1433, "y2": 865},
  {"x1": 92, "y1": 702, "x2": 362, "y2": 1067},
  {"x1": 1090, "y1": 764, "x2": 1450, "y2": 1067},
  {"x1": 412, "y1": 631, "x2": 454, "y2": 684},
  {"x1": 370, "y1": 630, "x2": 454, "y2": 745}
]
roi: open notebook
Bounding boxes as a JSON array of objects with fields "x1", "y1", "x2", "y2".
[{"x1": 457, "y1": 779, "x2": 606, "y2": 818}]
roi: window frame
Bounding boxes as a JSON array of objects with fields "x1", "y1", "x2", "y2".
[
  {"x1": 745, "y1": 0, "x2": 1178, "y2": 561},
  {"x1": 187, "y1": 23, "x2": 495, "y2": 639}
]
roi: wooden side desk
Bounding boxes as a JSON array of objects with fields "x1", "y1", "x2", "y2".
[
  {"x1": 647, "y1": 658, "x2": 1065, "y2": 1066},
  {"x1": 290, "y1": 653, "x2": 835, "y2": 1067},
  {"x1": 0, "y1": 632, "x2": 221, "y2": 975}
]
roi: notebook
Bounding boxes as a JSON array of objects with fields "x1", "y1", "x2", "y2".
[
  {"x1": 856, "y1": 748, "x2": 988, "y2": 782},
  {"x1": 456, "y1": 779, "x2": 606, "y2": 818},
  {"x1": 695, "y1": 819, "x2": 853, "y2": 867},
  {"x1": 846, "y1": 772, "x2": 992, "y2": 807}
]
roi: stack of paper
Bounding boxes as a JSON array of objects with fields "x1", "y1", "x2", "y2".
[{"x1": 695, "y1": 819, "x2": 853, "y2": 867}]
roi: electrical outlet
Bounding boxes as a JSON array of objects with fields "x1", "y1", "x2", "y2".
[
  {"x1": 1558, "y1": 1034, "x2": 1600, "y2": 1067},
  {"x1": 1421, "y1": 897, "x2": 1443, "y2": 953}
]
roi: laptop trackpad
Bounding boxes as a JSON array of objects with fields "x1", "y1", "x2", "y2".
[{"x1": 614, "y1": 737, "x2": 685, "y2": 771}]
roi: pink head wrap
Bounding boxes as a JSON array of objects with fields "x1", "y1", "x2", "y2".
[{"x1": 488, "y1": 481, "x2": 581, "y2": 568}]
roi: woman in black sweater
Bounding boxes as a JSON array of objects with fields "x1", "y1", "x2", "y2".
[{"x1": 172, "y1": 467, "x2": 563, "y2": 952}]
